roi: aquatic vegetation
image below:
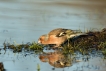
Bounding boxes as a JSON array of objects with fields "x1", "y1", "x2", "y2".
[
  {"x1": 62, "y1": 44, "x2": 74, "y2": 55},
  {"x1": 37, "y1": 64, "x2": 40, "y2": 71},
  {"x1": 102, "y1": 49, "x2": 106, "y2": 59},
  {"x1": 3, "y1": 41, "x2": 44, "y2": 53},
  {"x1": 29, "y1": 42, "x2": 43, "y2": 50},
  {"x1": 98, "y1": 42, "x2": 106, "y2": 50},
  {"x1": 0, "y1": 62, "x2": 5, "y2": 71}
]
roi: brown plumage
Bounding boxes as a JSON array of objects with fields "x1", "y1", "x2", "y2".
[
  {"x1": 38, "y1": 28, "x2": 87, "y2": 47},
  {"x1": 39, "y1": 51, "x2": 71, "y2": 68},
  {"x1": 38, "y1": 34, "x2": 67, "y2": 47},
  {"x1": 48, "y1": 28, "x2": 75, "y2": 37}
]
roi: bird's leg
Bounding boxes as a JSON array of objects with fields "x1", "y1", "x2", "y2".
[{"x1": 68, "y1": 38, "x2": 70, "y2": 47}]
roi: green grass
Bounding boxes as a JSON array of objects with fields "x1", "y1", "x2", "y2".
[{"x1": 3, "y1": 41, "x2": 44, "y2": 53}]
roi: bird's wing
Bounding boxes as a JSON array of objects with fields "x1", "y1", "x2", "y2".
[
  {"x1": 48, "y1": 28, "x2": 80, "y2": 37},
  {"x1": 69, "y1": 33, "x2": 88, "y2": 38},
  {"x1": 48, "y1": 28, "x2": 67, "y2": 37}
]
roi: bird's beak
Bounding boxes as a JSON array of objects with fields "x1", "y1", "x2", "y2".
[{"x1": 37, "y1": 40, "x2": 41, "y2": 44}]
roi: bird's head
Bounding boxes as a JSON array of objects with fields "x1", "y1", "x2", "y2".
[{"x1": 38, "y1": 34, "x2": 48, "y2": 44}]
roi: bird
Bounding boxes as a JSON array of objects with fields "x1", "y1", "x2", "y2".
[
  {"x1": 39, "y1": 51, "x2": 71, "y2": 68},
  {"x1": 38, "y1": 34, "x2": 67, "y2": 47},
  {"x1": 38, "y1": 28, "x2": 87, "y2": 47},
  {"x1": 48, "y1": 28, "x2": 75, "y2": 37}
]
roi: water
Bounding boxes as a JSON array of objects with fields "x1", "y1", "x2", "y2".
[{"x1": 0, "y1": 0, "x2": 106, "y2": 71}]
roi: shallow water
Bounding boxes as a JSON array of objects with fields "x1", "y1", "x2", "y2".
[{"x1": 0, "y1": 0, "x2": 106, "y2": 71}]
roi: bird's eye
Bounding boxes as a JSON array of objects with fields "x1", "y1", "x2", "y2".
[
  {"x1": 39, "y1": 38, "x2": 42, "y2": 41},
  {"x1": 39, "y1": 38, "x2": 41, "y2": 40}
]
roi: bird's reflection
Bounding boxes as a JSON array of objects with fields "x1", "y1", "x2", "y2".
[{"x1": 39, "y1": 50, "x2": 74, "y2": 68}]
